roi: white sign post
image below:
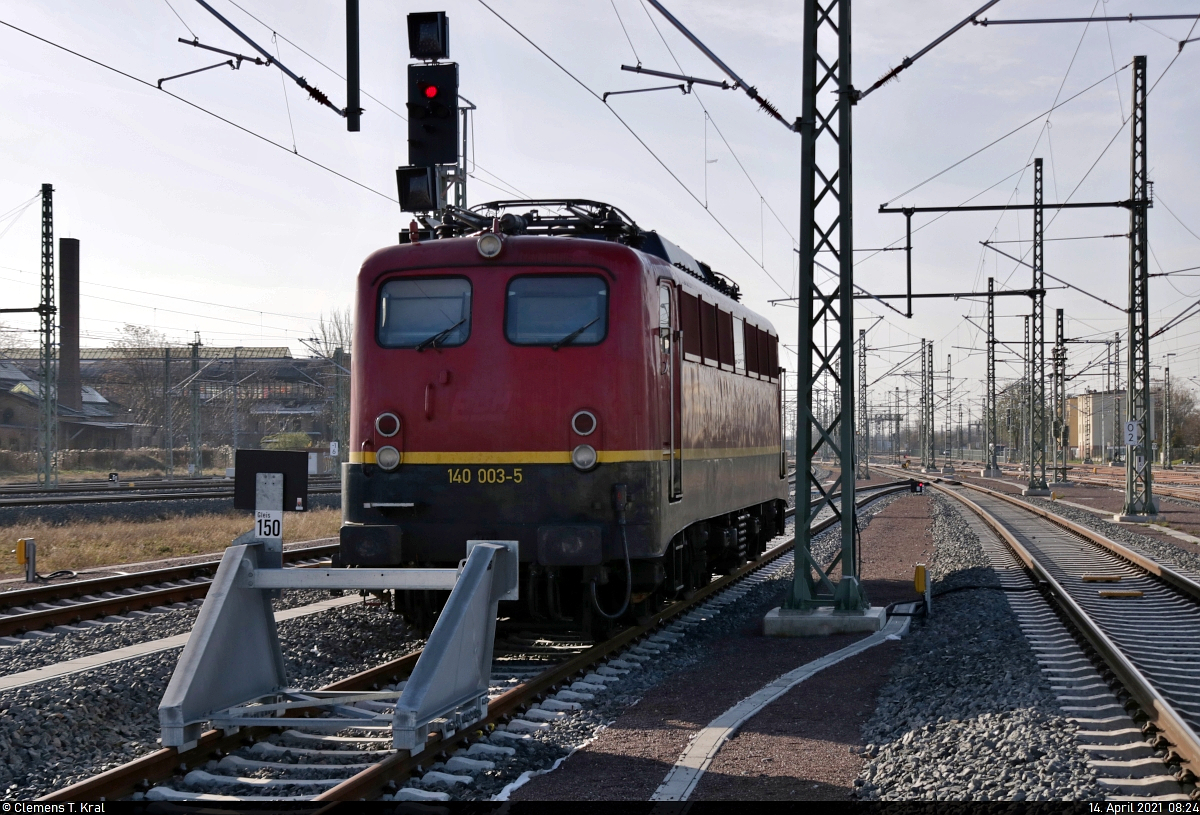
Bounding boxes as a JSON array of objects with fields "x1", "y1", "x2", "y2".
[
  {"x1": 255, "y1": 472, "x2": 284, "y2": 568},
  {"x1": 1124, "y1": 421, "x2": 1139, "y2": 446}
]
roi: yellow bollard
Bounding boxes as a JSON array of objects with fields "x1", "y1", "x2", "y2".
[{"x1": 915, "y1": 563, "x2": 931, "y2": 615}]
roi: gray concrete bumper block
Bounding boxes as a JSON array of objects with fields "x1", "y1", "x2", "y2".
[{"x1": 763, "y1": 606, "x2": 887, "y2": 637}]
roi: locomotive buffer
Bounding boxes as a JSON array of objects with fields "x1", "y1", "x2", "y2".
[{"x1": 158, "y1": 450, "x2": 517, "y2": 752}]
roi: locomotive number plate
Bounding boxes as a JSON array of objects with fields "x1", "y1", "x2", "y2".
[{"x1": 448, "y1": 467, "x2": 523, "y2": 485}]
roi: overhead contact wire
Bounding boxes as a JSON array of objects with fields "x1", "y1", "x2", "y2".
[{"x1": 473, "y1": 0, "x2": 790, "y2": 295}]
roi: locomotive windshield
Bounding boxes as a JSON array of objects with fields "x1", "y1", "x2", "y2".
[
  {"x1": 505, "y1": 275, "x2": 608, "y2": 348},
  {"x1": 377, "y1": 277, "x2": 472, "y2": 349}
]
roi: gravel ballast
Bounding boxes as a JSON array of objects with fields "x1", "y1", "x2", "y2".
[
  {"x1": 0, "y1": 589, "x2": 341, "y2": 677},
  {"x1": 1024, "y1": 497, "x2": 1200, "y2": 577},
  {"x1": 854, "y1": 494, "x2": 1105, "y2": 801},
  {"x1": 0, "y1": 598, "x2": 419, "y2": 800}
]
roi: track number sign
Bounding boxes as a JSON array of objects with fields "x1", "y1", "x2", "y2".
[
  {"x1": 256, "y1": 509, "x2": 283, "y2": 542},
  {"x1": 1124, "y1": 421, "x2": 1139, "y2": 446}
]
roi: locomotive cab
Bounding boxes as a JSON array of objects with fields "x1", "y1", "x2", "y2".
[{"x1": 339, "y1": 201, "x2": 789, "y2": 631}]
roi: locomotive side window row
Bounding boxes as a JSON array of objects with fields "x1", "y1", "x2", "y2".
[
  {"x1": 378, "y1": 277, "x2": 472, "y2": 349},
  {"x1": 677, "y1": 290, "x2": 777, "y2": 380},
  {"x1": 506, "y1": 275, "x2": 608, "y2": 347}
]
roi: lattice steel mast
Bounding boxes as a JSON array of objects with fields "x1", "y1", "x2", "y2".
[
  {"x1": 943, "y1": 353, "x2": 954, "y2": 473},
  {"x1": 857, "y1": 328, "x2": 869, "y2": 479},
  {"x1": 1026, "y1": 158, "x2": 1049, "y2": 494},
  {"x1": 38, "y1": 184, "x2": 58, "y2": 488},
  {"x1": 924, "y1": 341, "x2": 937, "y2": 473},
  {"x1": 190, "y1": 332, "x2": 202, "y2": 477},
  {"x1": 1162, "y1": 361, "x2": 1172, "y2": 470},
  {"x1": 919, "y1": 339, "x2": 928, "y2": 470},
  {"x1": 1052, "y1": 308, "x2": 1068, "y2": 482},
  {"x1": 787, "y1": 0, "x2": 866, "y2": 611},
  {"x1": 983, "y1": 277, "x2": 1000, "y2": 475},
  {"x1": 1122, "y1": 54, "x2": 1155, "y2": 518}
]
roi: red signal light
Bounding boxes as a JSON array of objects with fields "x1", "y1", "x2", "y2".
[{"x1": 424, "y1": 85, "x2": 439, "y2": 99}]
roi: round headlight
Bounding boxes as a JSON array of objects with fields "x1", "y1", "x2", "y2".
[
  {"x1": 571, "y1": 444, "x2": 598, "y2": 471},
  {"x1": 477, "y1": 233, "x2": 503, "y2": 259},
  {"x1": 375, "y1": 412, "x2": 401, "y2": 437},
  {"x1": 376, "y1": 445, "x2": 401, "y2": 470},
  {"x1": 571, "y1": 410, "x2": 597, "y2": 436}
]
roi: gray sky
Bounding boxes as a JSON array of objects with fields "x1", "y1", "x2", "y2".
[{"x1": 1, "y1": 1, "x2": 1198, "y2": 415}]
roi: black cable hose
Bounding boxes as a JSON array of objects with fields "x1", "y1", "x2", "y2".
[
  {"x1": 36, "y1": 570, "x2": 77, "y2": 581},
  {"x1": 589, "y1": 525, "x2": 632, "y2": 620}
]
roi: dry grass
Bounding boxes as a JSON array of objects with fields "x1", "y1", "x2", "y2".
[{"x1": 1, "y1": 508, "x2": 342, "y2": 577}]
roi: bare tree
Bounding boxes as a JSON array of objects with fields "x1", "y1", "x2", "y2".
[
  {"x1": 103, "y1": 324, "x2": 170, "y2": 430},
  {"x1": 314, "y1": 308, "x2": 353, "y2": 358},
  {"x1": 0, "y1": 321, "x2": 33, "y2": 360}
]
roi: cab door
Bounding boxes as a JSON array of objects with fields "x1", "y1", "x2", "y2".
[{"x1": 659, "y1": 281, "x2": 682, "y2": 501}]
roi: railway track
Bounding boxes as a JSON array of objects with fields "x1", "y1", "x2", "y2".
[
  {"x1": 0, "y1": 484, "x2": 341, "y2": 508},
  {"x1": 0, "y1": 479, "x2": 890, "y2": 640},
  {"x1": 0, "y1": 544, "x2": 338, "y2": 638},
  {"x1": 38, "y1": 480, "x2": 909, "y2": 802},
  {"x1": 885, "y1": 468, "x2": 1200, "y2": 795},
  {"x1": 968, "y1": 462, "x2": 1200, "y2": 505},
  {"x1": 0, "y1": 476, "x2": 342, "y2": 495}
]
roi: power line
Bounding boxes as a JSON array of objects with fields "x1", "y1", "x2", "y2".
[
  {"x1": 473, "y1": 0, "x2": 790, "y2": 295},
  {"x1": 162, "y1": 0, "x2": 198, "y2": 39},
  {"x1": 1154, "y1": 190, "x2": 1200, "y2": 244},
  {"x1": 611, "y1": 0, "x2": 642, "y2": 65},
  {"x1": 0, "y1": 273, "x2": 309, "y2": 333},
  {"x1": 882, "y1": 63, "x2": 1129, "y2": 207},
  {"x1": 0, "y1": 17, "x2": 398, "y2": 203},
  {"x1": 217, "y1": 0, "x2": 532, "y2": 204},
  {"x1": 635, "y1": 0, "x2": 797, "y2": 245},
  {"x1": 0, "y1": 265, "x2": 322, "y2": 322}
]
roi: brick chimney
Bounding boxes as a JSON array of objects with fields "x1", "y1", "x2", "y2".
[{"x1": 58, "y1": 238, "x2": 81, "y2": 412}]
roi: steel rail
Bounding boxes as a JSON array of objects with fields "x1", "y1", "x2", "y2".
[
  {"x1": 0, "y1": 486, "x2": 340, "y2": 507},
  {"x1": 954, "y1": 479, "x2": 1200, "y2": 601},
  {"x1": 0, "y1": 477, "x2": 341, "y2": 495},
  {"x1": 921, "y1": 476, "x2": 1200, "y2": 775},
  {"x1": 0, "y1": 544, "x2": 337, "y2": 636},
  {"x1": 313, "y1": 482, "x2": 909, "y2": 801},
  {"x1": 39, "y1": 651, "x2": 424, "y2": 803},
  {"x1": 39, "y1": 481, "x2": 909, "y2": 803}
]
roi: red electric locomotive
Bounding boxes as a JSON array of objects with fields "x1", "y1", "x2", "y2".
[{"x1": 338, "y1": 200, "x2": 788, "y2": 632}]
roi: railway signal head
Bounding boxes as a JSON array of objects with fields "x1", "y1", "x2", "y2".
[
  {"x1": 407, "y1": 12, "x2": 449, "y2": 61},
  {"x1": 407, "y1": 62, "x2": 459, "y2": 167},
  {"x1": 396, "y1": 166, "x2": 442, "y2": 212}
]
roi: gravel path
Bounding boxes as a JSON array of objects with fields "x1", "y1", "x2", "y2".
[
  {"x1": 497, "y1": 493, "x2": 904, "y2": 802},
  {"x1": 854, "y1": 494, "x2": 1104, "y2": 801},
  {"x1": 0, "y1": 598, "x2": 418, "y2": 800}
]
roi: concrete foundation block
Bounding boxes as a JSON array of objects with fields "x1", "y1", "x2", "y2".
[
  {"x1": 1113, "y1": 513, "x2": 1158, "y2": 523},
  {"x1": 981, "y1": 468, "x2": 1003, "y2": 477},
  {"x1": 763, "y1": 606, "x2": 886, "y2": 637},
  {"x1": 1022, "y1": 488, "x2": 1052, "y2": 496},
  {"x1": 941, "y1": 466, "x2": 956, "y2": 474}
]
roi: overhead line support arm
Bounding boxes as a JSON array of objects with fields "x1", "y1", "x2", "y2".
[
  {"x1": 191, "y1": 0, "x2": 344, "y2": 116},
  {"x1": 642, "y1": 0, "x2": 797, "y2": 131},
  {"x1": 857, "y1": 1, "x2": 1002, "y2": 101}
]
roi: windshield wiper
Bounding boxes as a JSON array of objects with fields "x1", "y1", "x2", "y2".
[
  {"x1": 551, "y1": 316, "x2": 601, "y2": 351},
  {"x1": 414, "y1": 318, "x2": 466, "y2": 352}
]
